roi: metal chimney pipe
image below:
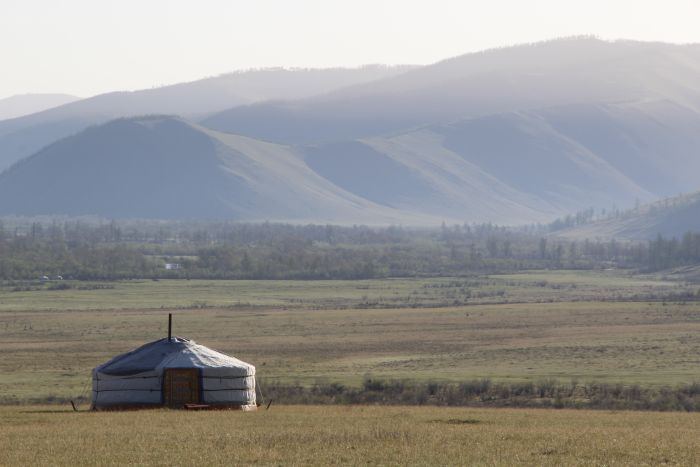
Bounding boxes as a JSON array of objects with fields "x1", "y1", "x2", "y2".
[{"x1": 168, "y1": 313, "x2": 172, "y2": 341}]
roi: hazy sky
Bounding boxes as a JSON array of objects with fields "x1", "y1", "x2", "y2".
[{"x1": 2, "y1": 0, "x2": 700, "y2": 99}]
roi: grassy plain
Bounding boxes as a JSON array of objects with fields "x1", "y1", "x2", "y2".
[
  {"x1": 0, "y1": 269, "x2": 691, "y2": 311},
  {"x1": 2, "y1": 270, "x2": 699, "y2": 465},
  {"x1": 1, "y1": 270, "x2": 699, "y2": 402},
  {"x1": 1, "y1": 405, "x2": 699, "y2": 466}
]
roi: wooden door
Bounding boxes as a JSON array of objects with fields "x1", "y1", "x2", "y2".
[{"x1": 164, "y1": 368, "x2": 200, "y2": 407}]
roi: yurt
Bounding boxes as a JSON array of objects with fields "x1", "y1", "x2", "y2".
[{"x1": 91, "y1": 325, "x2": 256, "y2": 410}]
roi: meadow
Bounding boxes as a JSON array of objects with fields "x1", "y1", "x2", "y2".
[
  {"x1": 1, "y1": 405, "x2": 699, "y2": 466},
  {"x1": 1, "y1": 270, "x2": 699, "y2": 403},
  {"x1": 0, "y1": 269, "x2": 690, "y2": 311},
  {"x1": 2, "y1": 269, "x2": 700, "y2": 465}
]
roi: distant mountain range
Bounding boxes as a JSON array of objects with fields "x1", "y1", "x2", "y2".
[
  {"x1": 0, "y1": 94, "x2": 81, "y2": 120},
  {"x1": 0, "y1": 116, "x2": 547, "y2": 223},
  {"x1": 0, "y1": 66, "x2": 413, "y2": 171},
  {"x1": 0, "y1": 117, "x2": 429, "y2": 223},
  {"x1": 2, "y1": 37, "x2": 700, "y2": 227},
  {"x1": 202, "y1": 38, "x2": 700, "y2": 145}
]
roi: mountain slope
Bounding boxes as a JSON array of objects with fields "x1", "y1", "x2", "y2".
[
  {"x1": 554, "y1": 192, "x2": 700, "y2": 240},
  {"x1": 5, "y1": 39, "x2": 700, "y2": 224},
  {"x1": 300, "y1": 136, "x2": 558, "y2": 224},
  {"x1": 2, "y1": 105, "x2": 689, "y2": 225},
  {"x1": 202, "y1": 38, "x2": 700, "y2": 145},
  {"x1": 201, "y1": 38, "x2": 700, "y2": 205},
  {"x1": 295, "y1": 98, "x2": 700, "y2": 220},
  {"x1": 0, "y1": 116, "x2": 564, "y2": 224},
  {"x1": 0, "y1": 66, "x2": 413, "y2": 171},
  {"x1": 0, "y1": 94, "x2": 81, "y2": 121},
  {"x1": 0, "y1": 116, "x2": 438, "y2": 223},
  {"x1": 535, "y1": 99, "x2": 700, "y2": 198}
]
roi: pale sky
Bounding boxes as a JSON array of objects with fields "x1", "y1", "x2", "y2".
[{"x1": 2, "y1": 0, "x2": 700, "y2": 99}]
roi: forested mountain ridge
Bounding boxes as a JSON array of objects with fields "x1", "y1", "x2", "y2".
[{"x1": 554, "y1": 191, "x2": 700, "y2": 240}]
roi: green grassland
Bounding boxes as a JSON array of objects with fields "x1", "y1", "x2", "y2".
[
  {"x1": 2, "y1": 269, "x2": 700, "y2": 465},
  {"x1": 0, "y1": 269, "x2": 691, "y2": 311},
  {"x1": 1, "y1": 270, "x2": 699, "y2": 403},
  {"x1": 1, "y1": 405, "x2": 698, "y2": 466}
]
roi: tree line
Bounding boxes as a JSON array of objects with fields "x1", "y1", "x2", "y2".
[{"x1": 0, "y1": 219, "x2": 699, "y2": 280}]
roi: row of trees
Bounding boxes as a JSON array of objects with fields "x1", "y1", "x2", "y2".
[{"x1": 0, "y1": 220, "x2": 699, "y2": 280}]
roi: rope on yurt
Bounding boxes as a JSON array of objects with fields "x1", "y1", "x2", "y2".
[
  {"x1": 256, "y1": 376, "x2": 271, "y2": 409},
  {"x1": 70, "y1": 376, "x2": 92, "y2": 412}
]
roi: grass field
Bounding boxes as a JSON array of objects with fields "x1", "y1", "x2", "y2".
[
  {"x1": 0, "y1": 269, "x2": 691, "y2": 311},
  {"x1": 1, "y1": 405, "x2": 698, "y2": 466},
  {"x1": 2, "y1": 269, "x2": 700, "y2": 465},
  {"x1": 1, "y1": 273, "x2": 699, "y2": 402}
]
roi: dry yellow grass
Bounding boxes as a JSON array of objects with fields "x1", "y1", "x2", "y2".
[
  {"x1": 2, "y1": 299, "x2": 700, "y2": 402},
  {"x1": 0, "y1": 405, "x2": 698, "y2": 466}
]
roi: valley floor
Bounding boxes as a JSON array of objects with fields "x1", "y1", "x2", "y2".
[
  {"x1": 2, "y1": 270, "x2": 699, "y2": 464},
  {"x1": 1, "y1": 405, "x2": 698, "y2": 466},
  {"x1": 1, "y1": 270, "x2": 700, "y2": 403}
]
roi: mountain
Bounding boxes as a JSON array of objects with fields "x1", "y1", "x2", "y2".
[
  {"x1": 554, "y1": 192, "x2": 700, "y2": 240},
  {"x1": 0, "y1": 109, "x2": 663, "y2": 224},
  {"x1": 0, "y1": 94, "x2": 81, "y2": 121},
  {"x1": 275, "y1": 97, "x2": 700, "y2": 220},
  {"x1": 202, "y1": 38, "x2": 700, "y2": 145},
  {"x1": 348, "y1": 110, "x2": 654, "y2": 215},
  {"x1": 299, "y1": 137, "x2": 558, "y2": 223},
  {"x1": 5, "y1": 38, "x2": 700, "y2": 224},
  {"x1": 0, "y1": 66, "x2": 413, "y2": 171},
  {"x1": 0, "y1": 116, "x2": 558, "y2": 223},
  {"x1": 0, "y1": 116, "x2": 431, "y2": 223},
  {"x1": 202, "y1": 37, "x2": 700, "y2": 209}
]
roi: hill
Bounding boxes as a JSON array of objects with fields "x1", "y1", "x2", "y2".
[
  {"x1": 554, "y1": 192, "x2": 700, "y2": 240},
  {"x1": 202, "y1": 38, "x2": 700, "y2": 206},
  {"x1": 294, "y1": 96, "x2": 700, "y2": 219},
  {"x1": 202, "y1": 38, "x2": 700, "y2": 145},
  {"x1": 5, "y1": 38, "x2": 700, "y2": 223},
  {"x1": 1, "y1": 104, "x2": 697, "y2": 224},
  {"x1": 0, "y1": 66, "x2": 413, "y2": 171},
  {"x1": 0, "y1": 94, "x2": 81, "y2": 121},
  {"x1": 0, "y1": 116, "x2": 562, "y2": 223},
  {"x1": 0, "y1": 116, "x2": 438, "y2": 223},
  {"x1": 296, "y1": 110, "x2": 648, "y2": 221}
]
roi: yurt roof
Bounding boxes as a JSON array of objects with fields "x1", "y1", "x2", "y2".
[{"x1": 95, "y1": 337, "x2": 255, "y2": 377}]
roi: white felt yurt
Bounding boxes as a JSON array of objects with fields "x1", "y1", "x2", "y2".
[{"x1": 91, "y1": 336, "x2": 256, "y2": 410}]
